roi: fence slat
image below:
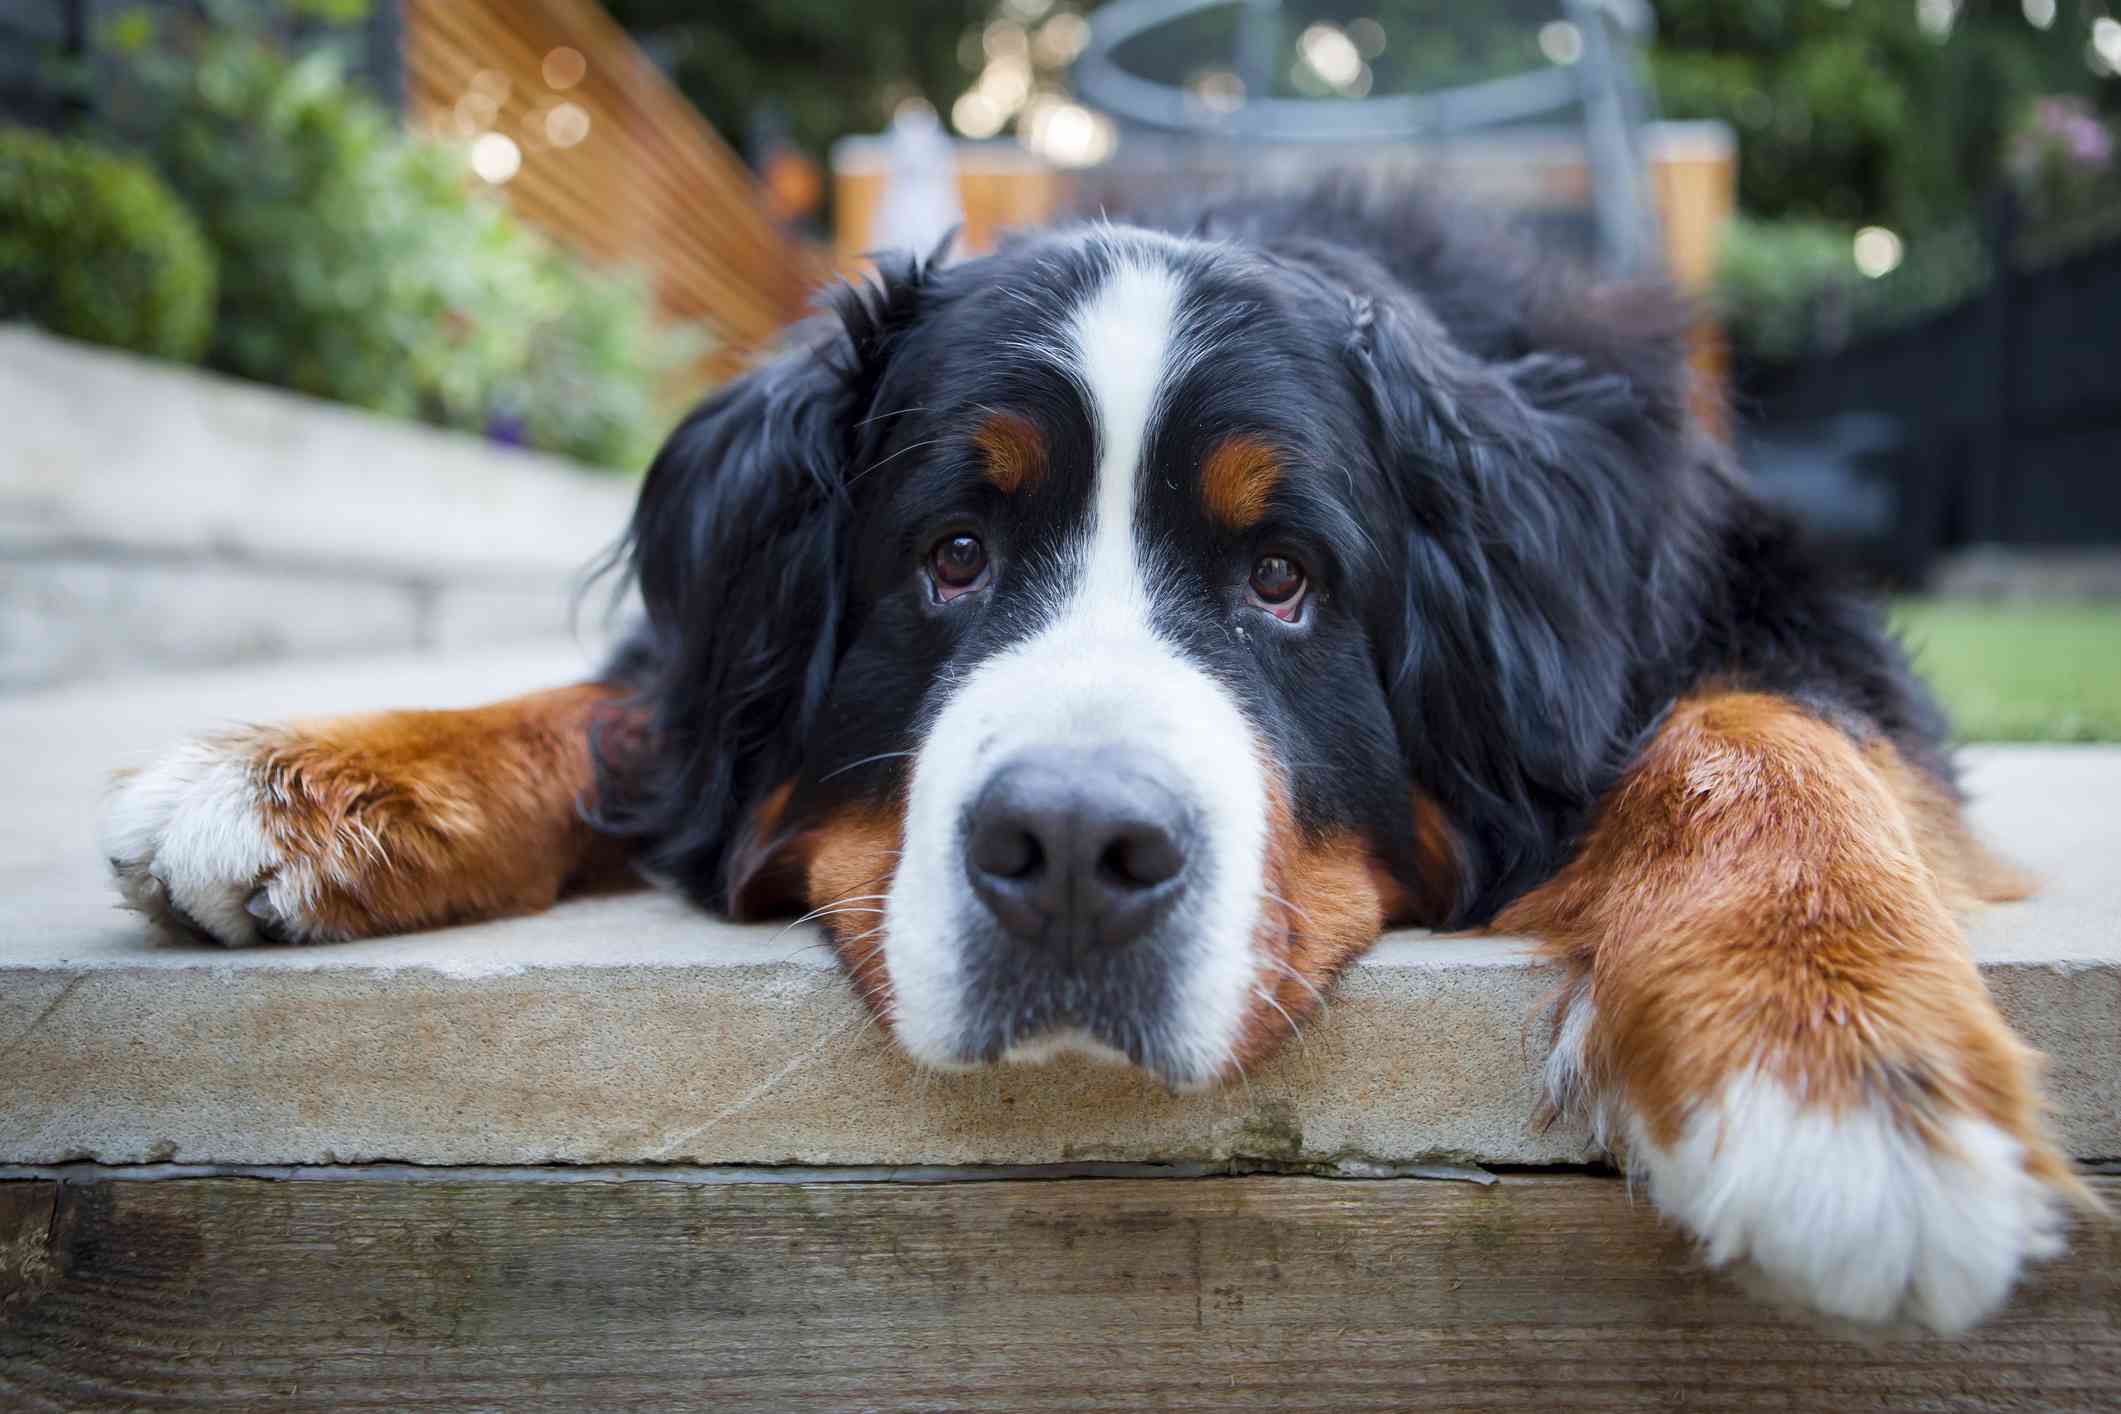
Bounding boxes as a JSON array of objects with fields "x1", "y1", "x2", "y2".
[{"x1": 402, "y1": 0, "x2": 815, "y2": 372}]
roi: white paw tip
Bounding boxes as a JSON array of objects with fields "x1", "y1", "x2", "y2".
[
  {"x1": 1638, "y1": 1071, "x2": 2068, "y2": 1335},
  {"x1": 98, "y1": 734, "x2": 301, "y2": 947}
]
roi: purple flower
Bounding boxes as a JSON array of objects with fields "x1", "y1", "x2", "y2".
[
  {"x1": 2009, "y1": 94, "x2": 2115, "y2": 184},
  {"x1": 486, "y1": 412, "x2": 527, "y2": 448},
  {"x1": 2065, "y1": 117, "x2": 2112, "y2": 167}
]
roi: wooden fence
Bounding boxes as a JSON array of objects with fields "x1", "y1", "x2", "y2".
[{"x1": 402, "y1": 0, "x2": 817, "y2": 376}]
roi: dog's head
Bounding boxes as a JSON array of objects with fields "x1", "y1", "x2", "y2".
[{"x1": 600, "y1": 214, "x2": 1691, "y2": 1088}]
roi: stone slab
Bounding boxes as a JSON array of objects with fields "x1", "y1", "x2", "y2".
[
  {"x1": 1, "y1": 645, "x2": 2115, "y2": 1168},
  {"x1": 0, "y1": 556, "x2": 426, "y2": 691},
  {"x1": 0, "y1": 327, "x2": 636, "y2": 582}
]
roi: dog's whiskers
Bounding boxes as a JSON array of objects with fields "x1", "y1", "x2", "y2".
[
  {"x1": 1260, "y1": 890, "x2": 1315, "y2": 930},
  {"x1": 818, "y1": 750, "x2": 916, "y2": 783},
  {"x1": 847, "y1": 436, "x2": 947, "y2": 488},
  {"x1": 1263, "y1": 955, "x2": 1331, "y2": 1017},
  {"x1": 1252, "y1": 986, "x2": 1310, "y2": 1066},
  {"x1": 771, "y1": 900, "x2": 888, "y2": 944}
]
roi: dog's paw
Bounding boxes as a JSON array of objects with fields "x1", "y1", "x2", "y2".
[
  {"x1": 1630, "y1": 1069, "x2": 2071, "y2": 1335},
  {"x1": 100, "y1": 731, "x2": 323, "y2": 946}
]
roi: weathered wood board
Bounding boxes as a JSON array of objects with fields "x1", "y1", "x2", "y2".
[{"x1": 3, "y1": 1174, "x2": 2115, "y2": 1411}]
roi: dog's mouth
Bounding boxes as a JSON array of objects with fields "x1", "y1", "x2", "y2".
[
  {"x1": 942, "y1": 1016, "x2": 1261, "y2": 1093},
  {"x1": 797, "y1": 769, "x2": 1407, "y2": 1092},
  {"x1": 996, "y1": 1027, "x2": 1138, "y2": 1069},
  {"x1": 796, "y1": 770, "x2": 1398, "y2": 1092},
  {"x1": 800, "y1": 864, "x2": 1339, "y2": 1092}
]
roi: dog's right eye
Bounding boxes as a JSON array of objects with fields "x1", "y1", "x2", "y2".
[
  {"x1": 929, "y1": 533, "x2": 989, "y2": 600},
  {"x1": 1246, "y1": 553, "x2": 1307, "y2": 621}
]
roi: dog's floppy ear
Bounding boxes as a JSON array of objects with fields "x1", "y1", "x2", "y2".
[
  {"x1": 1348, "y1": 288, "x2": 1684, "y2": 924},
  {"x1": 592, "y1": 254, "x2": 933, "y2": 913}
]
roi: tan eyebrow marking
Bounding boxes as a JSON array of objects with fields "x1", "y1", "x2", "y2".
[
  {"x1": 973, "y1": 411, "x2": 1047, "y2": 494},
  {"x1": 1200, "y1": 435, "x2": 1282, "y2": 530}
]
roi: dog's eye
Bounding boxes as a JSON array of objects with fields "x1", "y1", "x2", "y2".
[
  {"x1": 929, "y1": 533, "x2": 989, "y2": 599},
  {"x1": 1247, "y1": 554, "x2": 1306, "y2": 620}
]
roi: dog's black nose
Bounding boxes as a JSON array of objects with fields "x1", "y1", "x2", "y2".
[{"x1": 965, "y1": 748, "x2": 1190, "y2": 953}]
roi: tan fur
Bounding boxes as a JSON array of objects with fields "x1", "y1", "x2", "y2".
[
  {"x1": 724, "y1": 778, "x2": 804, "y2": 919},
  {"x1": 248, "y1": 685, "x2": 628, "y2": 938},
  {"x1": 1403, "y1": 786, "x2": 1466, "y2": 927},
  {"x1": 1231, "y1": 774, "x2": 1407, "y2": 1072},
  {"x1": 974, "y1": 411, "x2": 1047, "y2": 494},
  {"x1": 805, "y1": 805, "x2": 907, "y2": 1027},
  {"x1": 1495, "y1": 692, "x2": 2088, "y2": 1204},
  {"x1": 1200, "y1": 435, "x2": 1281, "y2": 531},
  {"x1": 1864, "y1": 739, "x2": 2036, "y2": 910}
]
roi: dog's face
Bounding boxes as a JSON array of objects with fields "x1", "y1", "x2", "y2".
[
  {"x1": 612, "y1": 222, "x2": 1673, "y2": 1089},
  {"x1": 812, "y1": 235, "x2": 1432, "y2": 1088}
]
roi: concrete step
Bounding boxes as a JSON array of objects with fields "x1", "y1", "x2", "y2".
[
  {"x1": 2, "y1": 645, "x2": 2115, "y2": 1169},
  {"x1": 0, "y1": 329, "x2": 639, "y2": 689}
]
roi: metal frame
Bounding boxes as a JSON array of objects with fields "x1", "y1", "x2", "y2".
[{"x1": 1073, "y1": 0, "x2": 1662, "y2": 272}]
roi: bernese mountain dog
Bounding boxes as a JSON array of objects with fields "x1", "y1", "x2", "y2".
[{"x1": 100, "y1": 186, "x2": 2091, "y2": 1333}]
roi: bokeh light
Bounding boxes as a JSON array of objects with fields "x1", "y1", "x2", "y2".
[
  {"x1": 1032, "y1": 13, "x2": 1090, "y2": 68},
  {"x1": 2096, "y1": 18, "x2": 2121, "y2": 71},
  {"x1": 952, "y1": 90, "x2": 1005, "y2": 139},
  {"x1": 1853, "y1": 226, "x2": 1904, "y2": 278},
  {"x1": 1022, "y1": 100, "x2": 1115, "y2": 167},
  {"x1": 1538, "y1": 21, "x2": 1584, "y2": 66},
  {"x1": 470, "y1": 131, "x2": 522, "y2": 184},
  {"x1": 541, "y1": 47, "x2": 588, "y2": 91},
  {"x1": 1297, "y1": 24, "x2": 1363, "y2": 90},
  {"x1": 1187, "y1": 69, "x2": 1246, "y2": 116},
  {"x1": 1916, "y1": 0, "x2": 1960, "y2": 41},
  {"x1": 545, "y1": 102, "x2": 591, "y2": 149}
]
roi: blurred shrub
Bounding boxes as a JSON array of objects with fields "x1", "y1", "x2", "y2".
[
  {"x1": 1652, "y1": 0, "x2": 2113, "y2": 237},
  {"x1": 93, "y1": 4, "x2": 701, "y2": 469},
  {"x1": 1716, "y1": 215, "x2": 1991, "y2": 363},
  {"x1": 0, "y1": 127, "x2": 217, "y2": 361},
  {"x1": 1713, "y1": 216, "x2": 1858, "y2": 361},
  {"x1": 2004, "y1": 96, "x2": 2121, "y2": 265},
  {"x1": 2006, "y1": 96, "x2": 2115, "y2": 214},
  {"x1": 508, "y1": 259, "x2": 696, "y2": 476}
]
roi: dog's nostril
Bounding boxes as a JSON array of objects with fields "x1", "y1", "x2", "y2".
[
  {"x1": 965, "y1": 748, "x2": 1192, "y2": 952},
  {"x1": 972, "y1": 824, "x2": 1042, "y2": 881},
  {"x1": 1099, "y1": 828, "x2": 1182, "y2": 891}
]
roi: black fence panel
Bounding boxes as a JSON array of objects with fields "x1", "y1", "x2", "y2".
[{"x1": 1736, "y1": 227, "x2": 2121, "y2": 580}]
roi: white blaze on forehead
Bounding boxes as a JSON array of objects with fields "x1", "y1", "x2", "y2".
[
  {"x1": 882, "y1": 242, "x2": 1271, "y2": 1086},
  {"x1": 1067, "y1": 255, "x2": 1187, "y2": 612}
]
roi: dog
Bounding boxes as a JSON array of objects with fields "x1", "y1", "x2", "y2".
[{"x1": 100, "y1": 186, "x2": 2090, "y2": 1334}]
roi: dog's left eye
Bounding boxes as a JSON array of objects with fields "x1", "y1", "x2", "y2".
[
  {"x1": 929, "y1": 533, "x2": 989, "y2": 601},
  {"x1": 1247, "y1": 554, "x2": 1307, "y2": 621}
]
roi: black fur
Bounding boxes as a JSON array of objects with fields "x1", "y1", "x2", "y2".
[
  {"x1": 591, "y1": 185, "x2": 1953, "y2": 930},
  {"x1": 588, "y1": 247, "x2": 937, "y2": 910}
]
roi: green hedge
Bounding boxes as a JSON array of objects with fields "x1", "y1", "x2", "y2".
[
  {"x1": 93, "y1": 7, "x2": 703, "y2": 470},
  {"x1": 0, "y1": 127, "x2": 217, "y2": 362}
]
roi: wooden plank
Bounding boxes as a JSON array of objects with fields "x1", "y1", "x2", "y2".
[
  {"x1": 0, "y1": 1182, "x2": 57, "y2": 1329},
  {"x1": 1, "y1": 1174, "x2": 2113, "y2": 1411},
  {"x1": 400, "y1": 0, "x2": 813, "y2": 362}
]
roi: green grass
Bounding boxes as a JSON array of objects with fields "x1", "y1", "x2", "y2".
[{"x1": 1890, "y1": 600, "x2": 2121, "y2": 743}]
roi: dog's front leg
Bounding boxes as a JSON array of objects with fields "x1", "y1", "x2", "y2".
[
  {"x1": 100, "y1": 684, "x2": 632, "y2": 945},
  {"x1": 1499, "y1": 691, "x2": 2094, "y2": 1334}
]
